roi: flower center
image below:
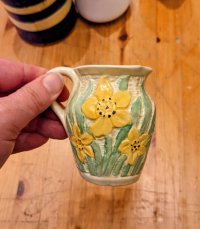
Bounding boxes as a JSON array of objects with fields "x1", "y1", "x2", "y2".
[
  {"x1": 97, "y1": 98, "x2": 116, "y2": 118},
  {"x1": 130, "y1": 140, "x2": 141, "y2": 152},
  {"x1": 75, "y1": 138, "x2": 84, "y2": 150}
]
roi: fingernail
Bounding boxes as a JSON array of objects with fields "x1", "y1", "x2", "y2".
[{"x1": 43, "y1": 73, "x2": 64, "y2": 94}]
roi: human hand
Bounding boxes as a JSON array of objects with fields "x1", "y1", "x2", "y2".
[{"x1": 0, "y1": 59, "x2": 68, "y2": 167}]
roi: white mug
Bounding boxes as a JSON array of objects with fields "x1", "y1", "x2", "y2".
[{"x1": 75, "y1": 0, "x2": 131, "y2": 23}]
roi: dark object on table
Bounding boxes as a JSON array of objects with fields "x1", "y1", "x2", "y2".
[{"x1": 1, "y1": 0, "x2": 77, "y2": 45}]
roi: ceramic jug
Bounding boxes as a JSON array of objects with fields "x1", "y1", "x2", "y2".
[{"x1": 49, "y1": 65, "x2": 156, "y2": 186}]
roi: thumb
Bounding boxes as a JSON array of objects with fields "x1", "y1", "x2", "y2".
[{"x1": 4, "y1": 73, "x2": 64, "y2": 135}]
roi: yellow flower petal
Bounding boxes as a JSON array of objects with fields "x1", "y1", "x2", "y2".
[
  {"x1": 113, "y1": 91, "x2": 131, "y2": 108},
  {"x1": 118, "y1": 139, "x2": 132, "y2": 155},
  {"x1": 128, "y1": 152, "x2": 138, "y2": 165},
  {"x1": 73, "y1": 124, "x2": 81, "y2": 138},
  {"x1": 91, "y1": 117, "x2": 113, "y2": 137},
  {"x1": 70, "y1": 136, "x2": 77, "y2": 147},
  {"x1": 77, "y1": 150, "x2": 85, "y2": 163},
  {"x1": 139, "y1": 134, "x2": 149, "y2": 145},
  {"x1": 84, "y1": 146, "x2": 94, "y2": 158},
  {"x1": 111, "y1": 110, "x2": 132, "y2": 128},
  {"x1": 82, "y1": 96, "x2": 99, "y2": 119},
  {"x1": 137, "y1": 146, "x2": 145, "y2": 156},
  {"x1": 128, "y1": 128, "x2": 139, "y2": 141},
  {"x1": 81, "y1": 133, "x2": 93, "y2": 145},
  {"x1": 95, "y1": 78, "x2": 113, "y2": 100}
]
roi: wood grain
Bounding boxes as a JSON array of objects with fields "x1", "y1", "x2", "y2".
[{"x1": 0, "y1": 0, "x2": 200, "y2": 228}]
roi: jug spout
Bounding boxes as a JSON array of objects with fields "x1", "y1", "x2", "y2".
[{"x1": 133, "y1": 66, "x2": 152, "y2": 77}]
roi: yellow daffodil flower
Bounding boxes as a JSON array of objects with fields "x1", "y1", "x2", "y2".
[
  {"x1": 70, "y1": 124, "x2": 94, "y2": 163},
  {"x1": 82, "y1": 78, "x2": 132, "y2": 137},
  {"x1": 119, "y1": 128, "x2": 149, "y2": 165}
]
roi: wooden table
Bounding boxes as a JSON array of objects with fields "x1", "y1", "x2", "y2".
[{"x1": 0, "y1": 0, "x2": 200, "y2": 228}]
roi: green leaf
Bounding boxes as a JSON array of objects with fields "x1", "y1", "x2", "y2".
[
  {"x1": 112, "y1": 155, "x2": 127, "y2": 176},
  {"x1": 118, "y1": 75, "x2": 130, "y2": 90},
  {"x1": 103, "y1": 125, "x2": 132, "y2": 176},
  {"x1": 130, "y1": 156, "x2": 142, "y2": 176},
  {"x1": 121, "y1": 164, "x2": 131, "y2": 177},
  {"x1": 139, "y1": 85, "x2": 153, "y2": 134},
  {"x1": 86, "y1": 156, "x2": 96, "y2": 176},
  {"x1": 68, "y1": 85, "x2": 80, "y2": 126},
  {"x1": 149, "y1": 110, "x2": 156, "y2": 135},
  {"x1": 130, "y1": 97, "x2": 142, "y2": 127},
  {"x1": 103, "y1": 154, "x2": 119, "y2": 176},
  {"x1": 75, "y1": 80, "x2": 93, "y2": 132},
  {"x1": 112, "y1": 125, "x2": 132, "y2": 155},
  {"x1": 91, "y1": 141, "x2": 102, "y2": 176},
  {"x1": 102, "y1": 136, "x2": 112, "y2": 174}
]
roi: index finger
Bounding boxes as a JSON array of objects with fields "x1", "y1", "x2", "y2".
[{"x1": 0, "y1": 58, "x2": 47, "y2": 93}]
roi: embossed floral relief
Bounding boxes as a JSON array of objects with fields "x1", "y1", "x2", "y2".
[
  {"x1": 82, "y1": 77, "x2": 132, "y2": 137},
  {"x1": 119, "y1": 128, "x2": 149, "y2": 165},
  {"x1": 70, "y1": 124, "x2": 94, "y2": 163}
]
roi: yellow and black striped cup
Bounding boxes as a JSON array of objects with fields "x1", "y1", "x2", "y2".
[{"x1": 1, "y1": 0, "x2": 77, "y2": 45}]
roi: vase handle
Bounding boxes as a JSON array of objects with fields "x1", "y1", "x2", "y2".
[{"x1": 48, "y1": 67, "x2": 80, "y2": 130}]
